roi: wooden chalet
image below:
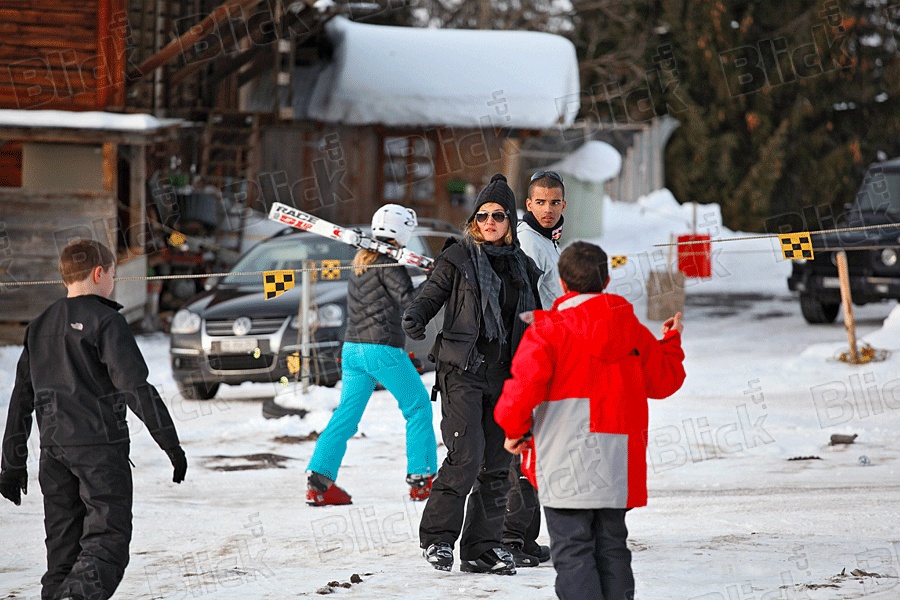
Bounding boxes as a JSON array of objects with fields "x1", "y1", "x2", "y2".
[
  {"x1": 0, "y1": 0, "x2": 181, "y2": 340},
  {"x1": 0, "y1": 0, "x2": 580, "y2": 339}
]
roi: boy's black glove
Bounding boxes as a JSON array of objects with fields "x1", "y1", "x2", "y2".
[
  {"x1": 166, "y1": 446, "x2": 187, "y2": 483},
  {"x1": 403, "y1": 315, "x2": 427, "y2": 341},
  {"x1": 0, "y1": 468, "x2": 27, "y2": 506}
]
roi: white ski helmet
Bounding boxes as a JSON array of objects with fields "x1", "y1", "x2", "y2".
[{"x1": 371, "y1": 204, "x2": 417, "y2": 246}]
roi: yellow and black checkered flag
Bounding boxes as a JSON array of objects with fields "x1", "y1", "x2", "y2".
[
  {"x1": 610, "y1": 255, "x2": 628, "y2": 269},
  {"x1": 320, "y1": 259, "x2": 342, "y2": 280},
  {"x1": 168, "y1": 231, "x2": 186, "y2": 247},
  {"x1": 263, "y1": 270, "x2": 295, "y2": 300},
  {"x1": 778, "y1": 233, "x2": 814, "y2": 260},
  {"x1": 286, "y1": 353, "x2": 301, "y2": 374}
]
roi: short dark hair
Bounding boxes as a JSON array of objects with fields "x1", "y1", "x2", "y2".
[
  {"x1": 558, "y1": 241, "x2": 609, "y2": 293},
  {"x1": 527, "y1": 175, "x2": 564, "y2": 199},
  {"x1": 59, "y1": 239, "x2": 115, "y2": 284}
]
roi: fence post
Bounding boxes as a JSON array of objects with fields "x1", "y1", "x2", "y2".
[
  {"x1": 301, "y1": 259, "x2": 312, "y2": 393},
  {"x1": 836, "y1": 250, "x2": 859, "y2": 363}
]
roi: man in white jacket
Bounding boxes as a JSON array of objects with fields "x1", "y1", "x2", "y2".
[
  {"x1": 502, "y1": 171, "x2": 567, "y2": 567},
  {"x1": 518, "y1": 171, "x2": 567, "y2": 308}
]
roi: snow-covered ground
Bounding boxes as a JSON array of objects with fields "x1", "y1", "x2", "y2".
[{"x1": 3, "y1": 190, "x2": 900, "y2": 599}]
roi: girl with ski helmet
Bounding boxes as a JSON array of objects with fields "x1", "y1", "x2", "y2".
[{"x1": 306, "y1": 204, "x2": 438, "y2": 505}]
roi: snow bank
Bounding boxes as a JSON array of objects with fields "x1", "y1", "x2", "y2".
[
  {"x1": 595, "y1": 189, "x2": 791, "y2": 297},
  {"x1": 547, "y1": 140, "x2": 621, "y2": 183}
]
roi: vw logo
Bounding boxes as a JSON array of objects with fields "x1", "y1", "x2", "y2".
[{"x1": 232, "y1": 316, "x2": 253, "y2": 336}]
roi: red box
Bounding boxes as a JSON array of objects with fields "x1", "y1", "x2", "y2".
[{"x1": 677, "y1": 234, "x2": 711, "y2": 278}]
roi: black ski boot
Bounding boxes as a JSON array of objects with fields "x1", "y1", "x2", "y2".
[
  {"x1": 460, "y1": 547, "x2": 517, "y2": 575},
  {"x1": 424, "y1": 542, "x2": 453, "y2": 571},
  {"x1": 523, "y1": 541, "x2": 551, "y2": 563},
  {"x1": 505, "y1": 541, "x2": 540, "y2": 567}
]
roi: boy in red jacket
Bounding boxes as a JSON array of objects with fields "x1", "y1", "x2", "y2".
[{"x1": 494, "y1": 241, "x2": 685, "y2": 600}]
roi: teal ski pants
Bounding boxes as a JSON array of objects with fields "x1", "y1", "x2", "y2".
[{"x1": 307, "y1": 342, "x2": 437, "y2": 481}]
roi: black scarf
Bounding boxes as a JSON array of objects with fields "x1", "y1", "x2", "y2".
[
  {"x1": 523, "y1": 212, "x2": 564, "y2": 244},
  {"x1": 466, "y1": 239, "x2": 537, "y2": 353}
]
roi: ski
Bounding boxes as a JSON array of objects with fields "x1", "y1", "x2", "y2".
[{"x1": 267, "y1": 202, "x2": 434, "y2": 270}]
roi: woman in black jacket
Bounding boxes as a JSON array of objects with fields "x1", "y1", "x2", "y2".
[
  {"x1": 306, "y1": 204, "x2": 438, "y2": 506},
  {"x1": 403, "y1": 174, "x2": 541, "y2": 575}
]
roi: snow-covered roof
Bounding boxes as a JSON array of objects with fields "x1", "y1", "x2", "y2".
[
  {"x1": 547, "y1": 141, "x2": 622, "y2": 183},
  {"x1": 306, "y1": 17, "x2": 580, "y2": 129},
  {"x1": 0, "y1": 110, "x2": 178, "y2": 132}
]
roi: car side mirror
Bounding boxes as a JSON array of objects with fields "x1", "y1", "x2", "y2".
[{"x1": 204, "y1": 276, "x2": 221, "y2": 291}]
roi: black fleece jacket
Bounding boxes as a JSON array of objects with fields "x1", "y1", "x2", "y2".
[{"x1": 1, "y1": 295, "x2": 180, "y2": 472}]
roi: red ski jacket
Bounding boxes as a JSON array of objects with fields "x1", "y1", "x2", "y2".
[{"x1": 494, "y1": 291, "x2": 685, "y2": 509}]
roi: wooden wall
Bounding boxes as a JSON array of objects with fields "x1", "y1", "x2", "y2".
[
  {"x1": 0, "y1": 0, "x2": 125, "y2": 111},
  {"x1": 0, "y1": 189, "x2": 116, "y2": 322},
  {"x1": 255, "y1": 123, "x2": 512, "y2": 230},
  {"x1": 255, "y1": 124, "x2": 380, "y2": 226},
  {"x1": 0, "y1": 142, "x2": 22, "y2": 187}
]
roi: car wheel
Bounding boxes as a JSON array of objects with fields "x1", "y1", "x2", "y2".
[
  {"x1": 177, "y1": 381, "x2": 220, "y2": 400},
  {"x1": 799, "y1": 294, "x2": 840, "y2": 324}
]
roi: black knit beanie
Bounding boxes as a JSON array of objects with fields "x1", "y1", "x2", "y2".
[{"x1": 467, "y1": 173, "x2": 518, "y2": 235}]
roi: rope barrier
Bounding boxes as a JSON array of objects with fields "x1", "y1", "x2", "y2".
[
  {"x1": 653, "y1": 223, "x2": 900, "y2": 247},
  {"x1": 3, "y1": 261, "x2": 406, "y2": 287},
  {"x1": 5, "y1": 221, "x2": 897, "y2": 288}
]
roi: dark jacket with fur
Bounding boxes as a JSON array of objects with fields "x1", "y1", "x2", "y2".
[{"x1": 403, "y1": 239, "x2": 542, "y2": 373}]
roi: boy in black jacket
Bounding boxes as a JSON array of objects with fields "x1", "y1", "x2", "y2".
[{"x1": 0, "y1": 239, "x2": 187, "y2": 600}]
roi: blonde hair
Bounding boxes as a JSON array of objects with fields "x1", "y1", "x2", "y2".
[
  {"x1": 352, "y1": 249, "x2": 381, "y2": 275},
  {"x1": 352, "y1": 239, "x2": 400, "y2": 275},
  {"x1": 465, "y1": 218, "x2": 513, "y2": 246}
]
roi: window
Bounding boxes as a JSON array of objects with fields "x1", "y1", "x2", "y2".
[{"x1": 382, "y1": 135, "x2": 436, "y2": 204}]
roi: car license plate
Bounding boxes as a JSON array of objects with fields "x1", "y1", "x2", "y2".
[
  {"x1": 821, "y1": 277, "x2": 841, "y2": 289},
  {"x1": 220, "y1": 338, "x2": 258, "y2": 353}
]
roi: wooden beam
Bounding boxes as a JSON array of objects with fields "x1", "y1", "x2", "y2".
[
  {"x1": 96, "y1": 0, "x2": 111, "y2": 108},
  {"x1": 0, "y1": 125, "x2": 180, "y2": 146},
  {"x1": 103, "y1": 143, "x2": 116, "y2": 192},
  {"x1": 126, "y1": 0, "x2": 262, "y2": 86},
  {"x1": 209, "y1": 44, "x2": 265, "y2": 86},
  {"x1": 213, "y1": 3, "x2": 321, "y2": 87},
  {"x1": 129, "y1": 144, "x2": 146, "y2": 254},
  {"x1": 236, "y1": 49, "x2": 275, "y2": 88}
]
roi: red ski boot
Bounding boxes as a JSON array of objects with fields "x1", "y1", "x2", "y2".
[
  {"x1": 407, "y1": 474, "x2": 434, "y2": 501},
  {"x1": 307, "y1": 472, "x2": 352, "y2": 506}
]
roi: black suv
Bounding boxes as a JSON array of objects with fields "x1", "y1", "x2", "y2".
[
  {"x1": 169, "y1": 221, "x2": 457, "y2": 399},
  {"x1": 787, "y1": 158, "x2": 900, "y2": 323}
]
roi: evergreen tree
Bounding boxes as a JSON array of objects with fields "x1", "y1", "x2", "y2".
[{"x1": 652, "y1": 0, "x2": 899, "y2": 231}]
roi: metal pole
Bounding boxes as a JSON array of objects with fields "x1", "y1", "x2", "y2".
[
  {"x1": 301, "y1": 260, "x2": 311, "y2": 394},
  {"x1": 836, "y1": 250, "x2": 859, "y2": 363}
]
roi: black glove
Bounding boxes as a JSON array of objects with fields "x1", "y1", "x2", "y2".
[
  {"x1": 166, "y1": 446, "x2": 187, "y2": 484},
  {"x1": 0, "y1": 468, "x2": 27, "y2": 506},
  {"x1": 403, "y1": 315, "x2": 427, "y2": 341}
]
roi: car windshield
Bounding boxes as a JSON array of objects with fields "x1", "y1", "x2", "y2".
[
  {"x1": 223, "y1": 236, "x2": 358, "y2": 286},
  {"x1": 854, "y1": 170, "x2": 900, "y2": 221}
]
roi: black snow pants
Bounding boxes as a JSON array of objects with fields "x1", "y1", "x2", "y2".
[
  {"x1": 544, "y1": 507, "x2": 634, "y2": 600},
  {"x1": 39, "y1": 444, "x2": 133, "y2": 600},
  {"x1": 419, "y1": 363, "x2": 512, "y2": 561},
  {"x1": 502, "y1": 457, "x2": 541, "y2": 547}
]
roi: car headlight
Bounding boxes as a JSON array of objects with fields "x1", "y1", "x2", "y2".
[
  {"x1": 290, "y1": 304, "x2": 345, "y2": 329},
  {"x1": 171, "y1": 310, "x2": 201, "y2": 334},
  {"x1": 318, "y1": 304, "x2": 344, "y2": 328},
  {"x1": 881, "y1": 248, "x2": 898, "y2": 267}
]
